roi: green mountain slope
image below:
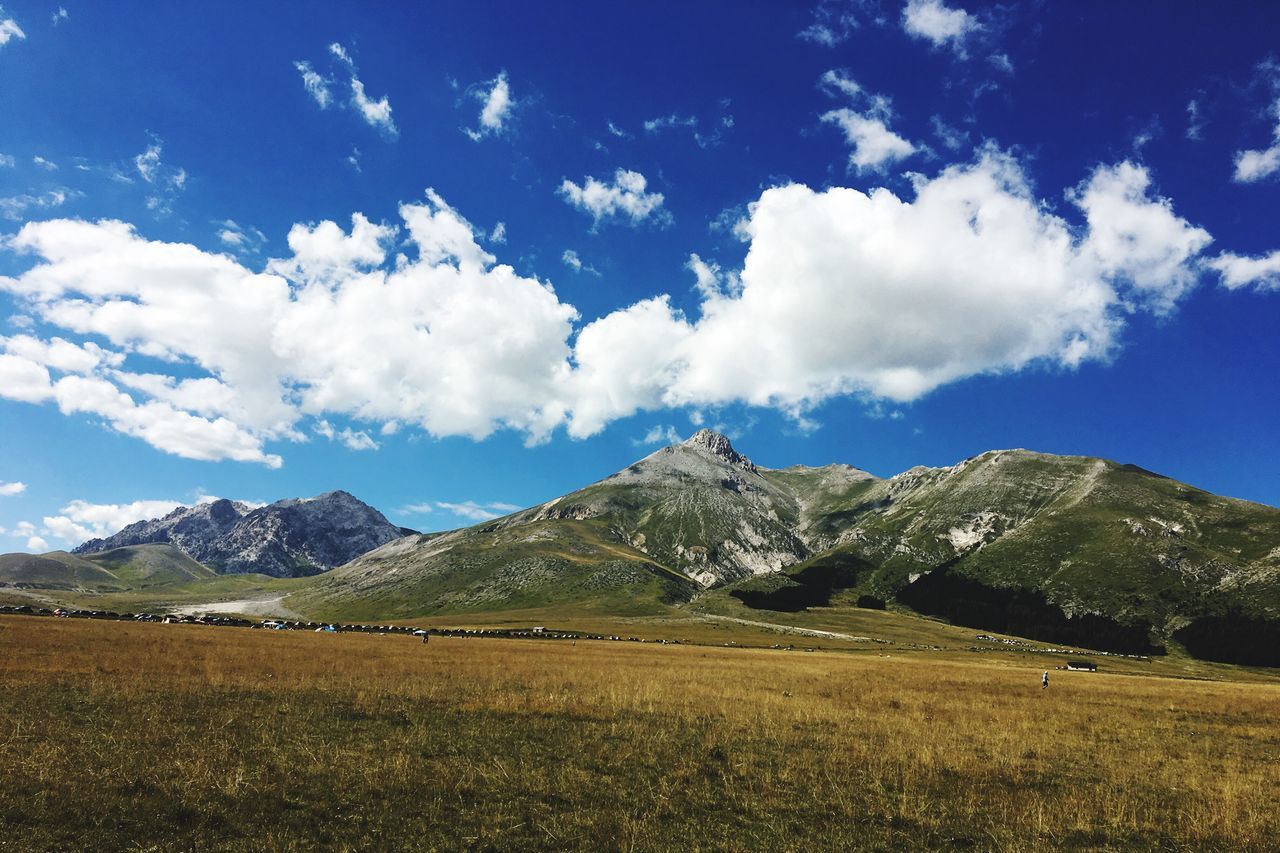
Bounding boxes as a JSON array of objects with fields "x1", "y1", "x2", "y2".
[
  {"x1": 295, "y1": 435, "x2": 1280, "y2": 662},
  {"x1": 294, "y1": 521, "x2": 696, "y2": 621},
  {"x1": 0, "y1": 551, "x2": 126, "y2": 590},
  {"x1": 83, "y1": 544, "x2": 218, "y2": 587}
]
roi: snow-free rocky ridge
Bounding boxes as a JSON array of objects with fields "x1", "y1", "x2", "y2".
[{"x1": 73, "y1": 491, "x2": 413, "y2": 578}]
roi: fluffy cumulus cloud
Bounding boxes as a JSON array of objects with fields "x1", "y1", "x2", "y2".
[
  {"x1": 464, "y1": 72, "x2": 514, "y2": 141},
  {"x1": 565, "y1": 151, "x2": 1213, "y2": 432},
  {"x1": 41, "y1": 498, "x2": 186, "y2": 545},
  {"x1": 0, "y1": 153, "x2": 1222, "y2": 464},
  {"x1": 820, "y1": 70, "x2": 916, "y2": 173},
  {"x1": 0, "y1": 190, "x2": 577, "y2": 464},
  {"x1": 902, "y1": 0, "x2": 979, "y2": 55},
  {"x1": 0, "y1": 481, "x2": 26, "y2": 496},
  {"x1": 1071, "y1": 162, "x2": 1211, "y2": 314},
  {"x1": 558, "y1": 169, "x2": 669, "y2": 229},
  {"x1": 1233, "y1": 98, "x2": 1280, "y2": 183},
  {"x1": 1207, "y1": 250, "x2": 1280, "y2": 292}
]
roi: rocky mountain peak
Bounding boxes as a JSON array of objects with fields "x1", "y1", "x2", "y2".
[
  {"x1": 72, "y1": 491, "x2": 411, "y2": 578},
  {"x1": 682, "y1": 429, "x2": 755, "y2": 471}
]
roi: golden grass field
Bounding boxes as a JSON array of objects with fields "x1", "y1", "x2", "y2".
[{"x1": 1, "y1": 615, "x2": 1277, "y2": 851}]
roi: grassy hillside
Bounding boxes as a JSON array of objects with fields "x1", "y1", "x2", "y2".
[
  {"x1": 83, "y1": 544, "x2": 217, "y2": 587},
  {"x1": 293, "y1": 518, "x2": 698, "y2": 622},
  {"x1": 0, "y1": 551, "x2": 125, "y2": 591}
]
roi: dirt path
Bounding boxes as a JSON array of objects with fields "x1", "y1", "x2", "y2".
[
  {"x1": 696, "y1": 613, "x2": 878, "y2": 642},
  {"x1": 171, "y1": 595, "x2": 301, "y2": 620}
]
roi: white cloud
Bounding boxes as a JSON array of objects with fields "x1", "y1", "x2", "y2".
[
  {"x1": 645, "y1": 114, "x2": 697, "y2": 133},
  {"x1": 565, "y1": 151, "x2": 1213, "y2": 434},
  {"x1": 902, "y1": 0, "x2": 979, "y2": 55},
  {"x1": 798, "y1": 0, "x2": 872, "y2": 46},
  {"x1": 0, "y1": 13, "x2": 24, "y2": 47},
  {"x1": 398, "y1": 502, "x2": 434, "y2": 515},
  {"x1": 635, "y1": 424, "x2": 681, "y2": 446},
  {"x1": 0, "y1": 190, "x2": 71, "y2": 221},
  {"x1": 41, "y1": 498, "x2": 185, "y2": 546},
  {"x1": 644, "y1": 109, "x2": 733, "y2": 149},
  {"x1": 328, "y1": 42, "x2": 352, "y2": 66},
  {"x1": 314, "y1": 420, "x2": 379, "y2": 451},
  {"x1": 218, "y1": 219, "x2": 267, "y2": 253},
  {"x1": 294, "y1": 60, "x2": 333, "y2": 108},
  {"x1": 1185, "y1": 99, "x2": 1204, "y2": 142},
  {"x1": 561, "y1": 249, "x2": 599, "y2": 276},
  {"x1": 133, "y1": 139, "x2": 186, "y2": 214},
  {"x1": 0, "y1": 190, "x2": 577, "y2": 463},
  {"x1": 1234, "y1": 147, "x2": 1280, "y2": 182},
  {"x1": 351, "y1": 77, "x2": 396, "y2": 135},
  {"x1": 1073, "y1": 161, "x2": 1212, "y2": 315},
  {"x1": 25, "y1": 536, "x2": 48, "y2": 552},
  {"x1": 819, "y1": 71, "x2": 916, "y2": 172},
  {"x1": 33, "y1": 156, "x2": 57, "y2": 171},
  {"x1": 489, "y1": 221, "x2": 506, "y2": 244},
  {"x1": 436, "y1": 500, "x2": 519, "y2": 522},
  {"x1": 52, "y1": 7, "x2": 68, "y2": 25},
  {"x1": 0, "y1": 155, "x2": 1221, "y2": 462},
  {"x1": 988, "y1": 53, "x2": 1013, "y2": 74},
  {"x1": 296, "y1": 45, "x2": 397, "y2": 137},
  {"x1": 1233, "y1": 95, "x2": 1280, "y2": 182},
  {"x1": 0, "y1": 481, "x2": 25, "y2": 496},
  {"x1": 558, "y1": 169, "x2": 669, "y2": 229},
  {"x1": 346, "y1": 147, "x2": 361, "y2": 172},
  {"x1": 931, "y1": 115, "x2": 969, "y2": 151},
  {"x1": 464, "y1": 72, "x2": 513, "y2": 141},
  {"x1": 822, "y1": 109, "x2": 916, "y2": 172},
  {"x1": 2, "y1": 334, "x2": 122, "y2": 373},
  {"x1": 1207, "y1": 250, "x2": 1280, "y2": 292},
  {"x1": 0, "y1": 154, "x2": 14, "y2": 168}
]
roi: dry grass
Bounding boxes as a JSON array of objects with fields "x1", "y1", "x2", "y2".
[{"x1": 1, "y1": 615, "x2": 1277, "y2": 851}]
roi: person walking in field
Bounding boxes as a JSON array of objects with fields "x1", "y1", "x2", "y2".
[{"x1": 1042, "y1": 670, "x2": 1049, "y2": 689}]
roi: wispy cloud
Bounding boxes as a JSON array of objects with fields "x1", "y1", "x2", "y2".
[
  {"x1": 295, "y1": 43, "x2": 397, "y2": 137},
  {"x1": 464, "y1": 72, "x2": 514, "y2": 141}
]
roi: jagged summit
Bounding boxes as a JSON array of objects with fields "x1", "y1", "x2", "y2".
[
  {"x1": 73, "y1": 491, "x2": 412, "y2": 578},
  {"x1": 680, "y1": 429, "x2": 756, "y2": 472}
]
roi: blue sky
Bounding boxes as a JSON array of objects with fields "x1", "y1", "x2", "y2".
[{"x1": 2, "y1": 1, "x2": 1279, "y2": 549}]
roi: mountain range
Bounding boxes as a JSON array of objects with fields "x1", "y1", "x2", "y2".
[
  {"x1": 72, "y1": 491, "x2": 413, "y2": 578},
  {"x1": 4, "y1": 430, "x2": 1278, "y2": 664}
]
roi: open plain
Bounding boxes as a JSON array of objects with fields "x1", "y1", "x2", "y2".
[{"x1": 1, "y1": 614, "x2": 1277, "y2": 851}]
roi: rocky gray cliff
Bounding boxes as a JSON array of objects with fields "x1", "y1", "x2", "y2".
[{"x1": 74, "y1": 491, "x2": 413, "y2": 578}]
